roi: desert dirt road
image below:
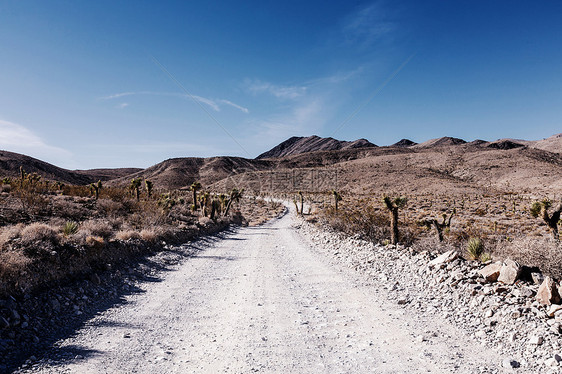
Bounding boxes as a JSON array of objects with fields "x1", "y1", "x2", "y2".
[{"x1": 17, "y1": 210, "x2": 501, "y2": 373}]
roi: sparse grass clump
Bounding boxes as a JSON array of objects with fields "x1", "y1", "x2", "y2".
[{"x1": 62, "y1": 221, "x2": 79, "y2": 236}]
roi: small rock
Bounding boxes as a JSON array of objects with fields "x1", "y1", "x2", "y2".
[
  {"x1": 547, "y1": 304, "x2": 562, "y2": 318},
  {"x1": 537, "y1": 276, "x2": 561, "y2": 305},
  {"x1": 529, "y1": 335, "x2": 543, "y2": 345},
  {"x1": 502, "y1": 358, "x2": 520, "y2": 369},
  {"x1": 428, "y1": 250, "x2": 458, "y2": 267},
  {"x1": 498, "y1": 259, "x2": 521, "y2": 285},
  {"x1": 545, "y1": 357, "x2": 558, "y2": 367},
  {"x1": 479, "y1": 263, "x2": 502, "y2": 282}
]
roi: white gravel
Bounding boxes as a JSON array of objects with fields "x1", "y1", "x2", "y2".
[{"x1": 16, "y1": 210, "x2": 503, "y2": 373}]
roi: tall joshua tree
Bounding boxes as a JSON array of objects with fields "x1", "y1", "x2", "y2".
[
  {"x1": 298, "y1": 191, "x2": 304, "y2": 216},
  {"x1": 383, "y1": 195, "x2": 408, "y2": 245},
  {"x1": 190, "y1": 181, "x2": 202, "y2": 212},
  {"x1": 530, "y1": 199, "x2": 562, "y2": 240},
  {"x1": 224, "y1": 188, "x2": 243, "y2": 216},
  {"x1": 130, "y1": 178, "x2": 142, "y2": 201}
]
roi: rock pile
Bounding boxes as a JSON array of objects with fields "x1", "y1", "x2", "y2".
[{"x1": 297, "y1": 219, "x2": 562, "y2": 373}]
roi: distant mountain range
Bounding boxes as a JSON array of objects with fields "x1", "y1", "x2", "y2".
[{"x1": 0, "y1": 133, "x2": 560, "y2": 196}]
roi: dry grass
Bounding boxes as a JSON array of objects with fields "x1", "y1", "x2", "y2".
[
  {"x1": 494, "y1": 236, "x2": 562, "y2": 278},
  {"x1": 115, "y1": 230, "x2": 141, "y2": 241}
]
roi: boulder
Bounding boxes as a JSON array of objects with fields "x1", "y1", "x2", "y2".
[
  {"x1": 536, "y1": 276, "x2": 561, "y2": 305},
  {"x1": 428, "y1": 250, "x2": 458, "y2": 267},
  {"x1": 479, "y1": 262, "x2": 502, "y2": 282},
  {"x1": 497, "y1": 259, "x2": 521, "y2": 285}
]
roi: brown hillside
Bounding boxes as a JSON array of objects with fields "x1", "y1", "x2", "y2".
[{"x1": 256, "y1": 135, "x2": 376, "y2": 159}]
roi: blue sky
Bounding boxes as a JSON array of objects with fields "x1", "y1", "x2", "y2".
[{"x1": 0, "y1": 1, "x2": 561, "y2": 169}]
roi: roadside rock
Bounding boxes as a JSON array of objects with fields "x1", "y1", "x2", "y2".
[
  {"x1": 428, "y1": 250, "x2": 458, "y2": 268},
  {"x1": 497, "y1": 259, "x2": 521, "y2": 285},
  {"x1": 479, "y1": 262, "x2": 502, "y2": 282},
  {"x1": 537, "y1": 276, "x2": 560, "y2": 305}
]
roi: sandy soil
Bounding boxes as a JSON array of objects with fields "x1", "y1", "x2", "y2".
[{"x1": 16, "y1": 211, "x2": 501, "y2": 373}]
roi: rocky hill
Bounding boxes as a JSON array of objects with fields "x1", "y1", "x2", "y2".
[
  {"x1": 256, "y1": 135, "x2": 376, "y2": 159},
  {"x1": 0, "y1": 150, "x2": 133, "y2": 185}
]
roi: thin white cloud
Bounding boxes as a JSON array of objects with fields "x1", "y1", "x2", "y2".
[
  {"x1": 116, "y1": 102, "x2": 129, "y2": 109},
  {"x1": 100, "y1": 91, "x2": 248, "y2": 113},
  {"x1": 0, "y1": 119, "x2": 72, "y2": 162},
  {"x1": 343, "y1": 1, "x2": 395, "y2": 46},
  {"x1": 245, "y1": 80, "x2": 307, "y2": 100},
  {"x1": 219, "y1": 99, "x2": 249, "y2": 114}
]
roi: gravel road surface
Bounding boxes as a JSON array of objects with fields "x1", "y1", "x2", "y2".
[{"x1": 16, "y1": 211, "x2": 501, "y2": 373}]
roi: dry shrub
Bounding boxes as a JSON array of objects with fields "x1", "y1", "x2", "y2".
[
  {"x1": 79, "y1": 219, "x2": 113, "y2": 238},
  {"x1": 0, "y1": 249, "x2": 32, "y2": 287},
  {"x1": 85, "y1": 235, "x2": 105, "y2": 249},
  {"x1": 52, "y1": 196, "x2": 89, "y2": 220},
  {"x1": 115, "y1": 230, "x2": 141, "y2": 241},
  {"x1": 20, "y1": 223, "x2": 59, "y2": 245},
  {"x1": 140, "y1": 229, "x2": 158, "y2": 243},
  {"x1": 494, "y1": 236, "x2": 562, "y2": 279},
  {"x1": 0, "y1": 224, "x2": 25, "y2": 250},
  {"x1": 96, "y1": 198, "x2": 124, "y2": 216}
]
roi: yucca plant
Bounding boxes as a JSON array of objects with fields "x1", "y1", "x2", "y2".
[
  {"x1": 530, "y1": 198, "x2": 561, "y2": 240},
  {"x1": 466, "y1": 237, "x2": 484, "y2": 260},
  {"x1": 62, "y1": 221, "x2": 79, "y2": 236},
  {"x1": 382, "y1": 195, "x2": 407, "y2": 245}
]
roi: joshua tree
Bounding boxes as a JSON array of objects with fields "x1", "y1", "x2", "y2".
[
  {"x1": 200, "y1": 191, "x2": 210, "y2": 216},
  {"x1": 298, "y1": 191, "x2": 304, "y2": 216},
  {"x1": 130, "y1": 178, "x2": 142, "y2": 201},
  {"x1": 383, "y1": 195, "x2": 408, "y2": 245},
  {"x1": 190, "y1": 181, "x2": 202, "y2": 211},
  {"x1": 224, "y1": 188, "x2": 243, "y2": 216},
  {"x1": 90, "y1": 180, "x2": 102, "y2": 200},
  {"x1": 332, "y1": 190, "x2": 342, "y2": 212},
  {"x1": 145, "y1": 180, "x2": 153, "y2": 198},
  {"x1": 422, "y1": 209, "x2": 455, "y2": 242},
  {"x1": 530, "y1": 199, "x2": 562, "y2": 240},
  {"x1": 210, "y1": 197, "x2": 220, "y2": 221}
]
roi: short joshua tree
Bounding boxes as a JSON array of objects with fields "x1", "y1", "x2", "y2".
[
  {"x1": 130, "y1": 178, "x2": 142, "y2": 201},
  {"x1": 145, "y1": 180, "x2": 153, "y2": 198},
  {"x1": 383, "y1": 195, "x2": 408, "y2": 245},
  {"x1": 422, "y1": 209, "x2": 455, "y2": 242},
  {"x1": 530, "y1": 199, "x2": 562, "y2": 240},
  {"x1": 332, "y1": 190, "x2": 342, "y2": 212},
  {"x1": 91, "y1": 180, "x2": 102, "y2": 200}
]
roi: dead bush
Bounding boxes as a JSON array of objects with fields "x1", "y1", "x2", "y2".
[
  {"x1": 493, "y1": 236, "x2": 562, "y2": 279},
  {"x1": 115, "y1": 230, "x2": 141, "y2": 241},
  {"x1": 140, "y1": 229, "x2": 158, "y2": 243},
  {"x1": 79, "y1": 220, "x2": 113, "y2": 238},
  {"x1": 0, "y1": 224, "x2": 25, "y2": 250},
  {"x1": 85, "y1": 235, "x2": 105, "y2": 249},
  {"x1": 20, "y1": 223, "x2": 59, "y2": 245}
]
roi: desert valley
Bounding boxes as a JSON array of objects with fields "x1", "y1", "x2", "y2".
[{"x1": 0, "y1": 133, "x2": 561, "y2": 372}]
